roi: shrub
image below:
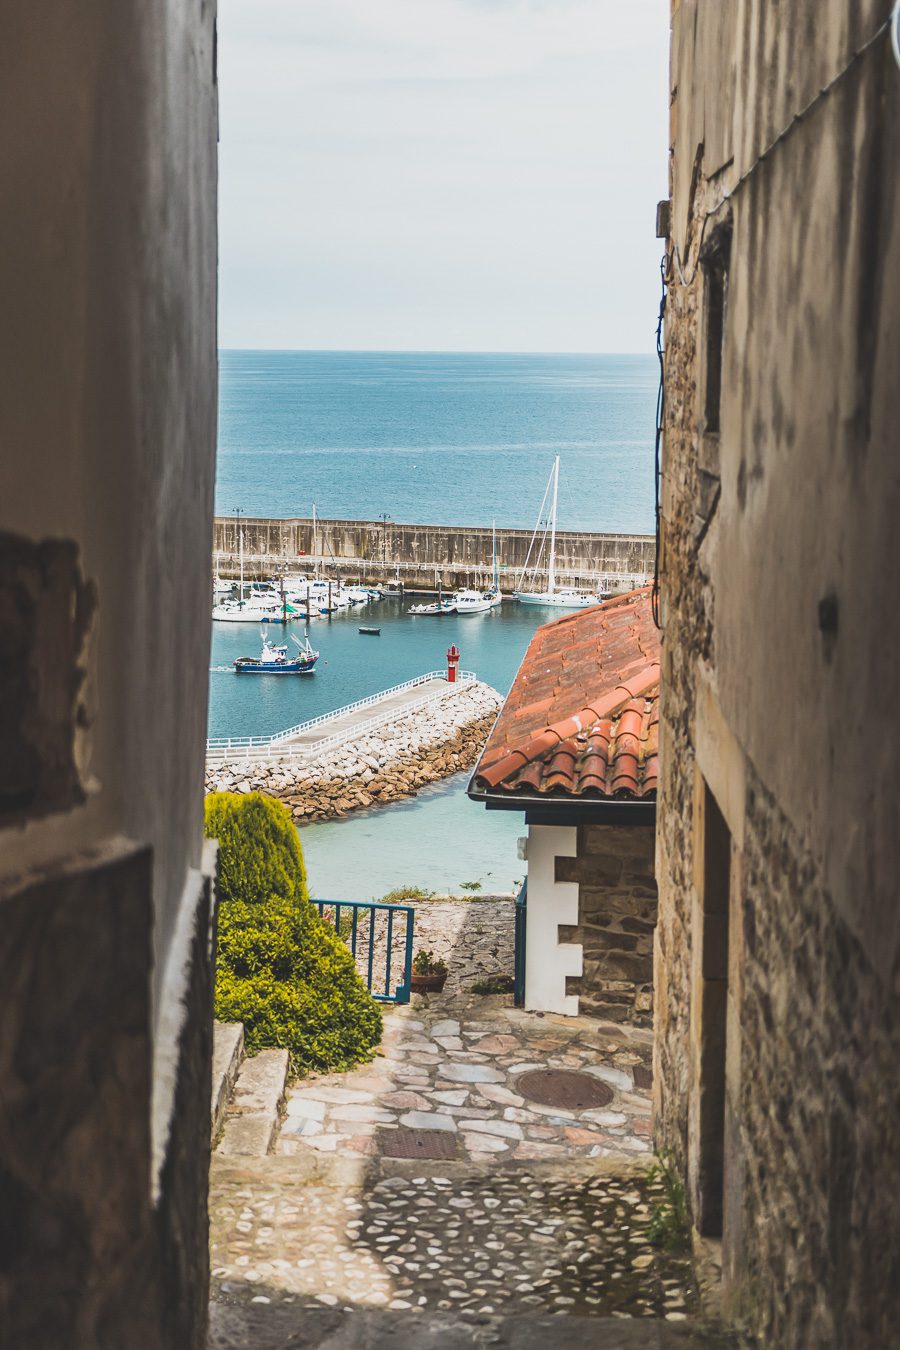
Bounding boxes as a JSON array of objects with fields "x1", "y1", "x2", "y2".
[
  {"x1": 412, "y1": 949, "x2": 447, "y2": 977},
  {"x1": 205, "y1": 792, "x2": 382, "y2": 1074},
  {"x1": 380, "y1": 885, "x2": 434, "y2": 903}
]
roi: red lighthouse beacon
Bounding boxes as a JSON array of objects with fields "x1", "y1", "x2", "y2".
[{"x1": 446, "y1": 644, "x2": 460, "y2": 683}]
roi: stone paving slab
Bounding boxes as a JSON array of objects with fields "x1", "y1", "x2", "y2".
[
  {"x1": 272, "y1": 995, "x2": 653, "y2": 1165},
  {"x1": 209, "y1": 1302, "x2": 739, "y2": 1349}
]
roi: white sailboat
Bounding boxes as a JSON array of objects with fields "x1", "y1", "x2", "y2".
[{"x1": 514, "y1": 457, "x2": 599, "y2": 610}]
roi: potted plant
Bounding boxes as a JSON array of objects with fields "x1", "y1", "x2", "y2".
[{"x1": 410, "y1": 949, "x2": 448, "y2": 994}]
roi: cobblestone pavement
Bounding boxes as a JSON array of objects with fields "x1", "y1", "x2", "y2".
[
  {"x1": 273, "y1": 993, "x2": 653, "y2": 1163},
  {"x1": 209, "y1": 1156, "x2": 699, "y2": 1323}
]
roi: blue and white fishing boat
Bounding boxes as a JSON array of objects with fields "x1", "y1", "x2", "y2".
[{"x1": 233, "y1": 632, "x2": 319, "y2": 675}]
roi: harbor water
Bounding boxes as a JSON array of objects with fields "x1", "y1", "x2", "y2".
[
  {"x1": 210, "y1": 349, "x2": 656, "y2": 895},
  {"x1": 209, "y1": 599, "x2": 546, "y2": 897}
]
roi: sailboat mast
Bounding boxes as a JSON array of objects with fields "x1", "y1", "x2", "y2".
[
  {"x1": 312, "y1": 503, "x2": 318, "y2": 580},
  {"x1": 492, "y1": 519, "x2": 498, "y2": 591},
  {"x1": 238, "y1": 515, "x2": 244, "y2": 609},
  {"x1": 548, "y1": 456, "x2": 559, "y2": 596}
]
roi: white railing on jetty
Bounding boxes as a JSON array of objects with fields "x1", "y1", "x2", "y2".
[{"x1": 206, "y1": 670, "x2": 477, "y2": 765}]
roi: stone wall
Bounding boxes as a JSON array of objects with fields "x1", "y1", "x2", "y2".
[
  {"x1": 724, "y1": 768, "x2": 900, "y2": 1345},
  {"x1": 558, "y1": 824, "x2": 656, "y2": 1026},
  {"x1": 656, "y1": 1, "x2": 900, "y2": 1343},
  {"x1": 212, "y1": 515, "x2": 655, "y2": 592}
]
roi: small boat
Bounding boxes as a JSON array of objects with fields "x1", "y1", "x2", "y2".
[
  {"x1": 233, "y1": 632, "x2": 319, "y2": 675},
  {"x1": 409, "y1": 594, "x2": 455, "y2": 615},
  {"x1": 452, "y1": 588, "x2": 494, "y2": 614},
  {"x1": 358, "y1": 626, "x2": 381, "y2": 635}
]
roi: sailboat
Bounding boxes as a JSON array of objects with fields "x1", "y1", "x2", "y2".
[{"x1": 514, "y1": 458, "x2": 599, "y2": 610}]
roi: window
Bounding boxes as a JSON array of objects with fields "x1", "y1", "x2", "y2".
[{"x1": 700, "y1": 223, "x2": 732, "y2": 436}]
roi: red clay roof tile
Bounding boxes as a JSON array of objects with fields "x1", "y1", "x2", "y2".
[{"x1": 472, "y1": 587, "x2": 659, "y2": 802}]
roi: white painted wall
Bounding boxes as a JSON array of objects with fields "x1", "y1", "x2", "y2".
[{"x1": 524, "y1": 824, "x2": 582, "y2": 1016}]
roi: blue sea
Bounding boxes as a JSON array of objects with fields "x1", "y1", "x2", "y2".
[
  {"x1": 211, "y1": 350, "x2": 656, "y2": 896},
  {"x1": 217, "y1": 350, "x2": 657, "y2": 532}
]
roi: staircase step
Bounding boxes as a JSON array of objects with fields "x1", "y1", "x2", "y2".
[
  {"x1": 211, "y1": 1021, "x2": 245, "y2": 1140},
  {"x1": 216, "y1": 1047, "x2": 290, "y2": 1158},
  {"x1": 209, "y1": 1303, "x2": 738, "y2": 1349}
]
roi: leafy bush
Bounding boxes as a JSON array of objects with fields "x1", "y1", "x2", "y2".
[
  {"x1": 205, "y1": 792, "x2": 382, "y2": 1074},
  {"x1": 380, "y1": 885, "x2": 434, "y2": 903},
  {"x1": 412, "y1": 949, "x2": 447, "y2": 976},
  {"x1": 459, "y1": 880, "x2": 482, "y2": 892}
]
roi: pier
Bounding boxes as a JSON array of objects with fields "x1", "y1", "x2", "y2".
[
  {"x1": 212, "y1": 515, "x2": 654, "y2": 594},
  {"x1": 206, "y1": 669, "x2": 477, "y2": 766}
]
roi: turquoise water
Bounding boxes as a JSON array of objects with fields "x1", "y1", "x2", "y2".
[
  {"x1": 210, "y1": 349, "x2": 656, "y2": 891},
  {"x1": 208, "y1": 599, "x2": 548, "y2": 895},
  {"x1": 209, "y1": 597, "x2": 548, "y2": 739},
  {"x1": 300, "y1": 773, "x2": 524, "y2": 901},
  {"x1": 217, "y1": 350, "x2": 657, "y2": 532}
]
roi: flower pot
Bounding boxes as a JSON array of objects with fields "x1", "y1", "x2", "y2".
[{"x1": 410, "y1": 971, "x2": 448, "y2": 994}]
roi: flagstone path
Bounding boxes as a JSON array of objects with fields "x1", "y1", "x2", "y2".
[{"x1": 272, "y1": 994, "x2": 653, "y2": 1164}]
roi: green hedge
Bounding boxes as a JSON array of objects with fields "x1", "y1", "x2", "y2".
[{"x1": 205, "y1": 792, "x2": 382, "y2": 1074}]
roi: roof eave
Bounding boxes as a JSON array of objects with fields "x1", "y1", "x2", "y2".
[{"x1": 466, "y1": 776, "x2": 656, "y2": 827}]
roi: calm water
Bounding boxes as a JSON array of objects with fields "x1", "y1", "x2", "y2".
[
  {"x1": 210, "y1": 350, "x2": 656, "y2": 892},
  {"x1": 217, "y1": 350, "x2": 657, "y2": 532}
]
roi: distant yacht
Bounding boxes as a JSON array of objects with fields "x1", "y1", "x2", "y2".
[{"x1": 514, "y1": 457, "x2": 600, "y2": 610}]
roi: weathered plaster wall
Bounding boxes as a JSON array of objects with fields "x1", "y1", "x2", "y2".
[
  {"x1": 0, "y1": 3, "x2": 218, "y2": 1345},
  {"x1": 559, "y1": 824, "x2": 657, "y2": 1026},
  {"x1": 657, "y1": 1, "x2": 900, "y2": 1341}
]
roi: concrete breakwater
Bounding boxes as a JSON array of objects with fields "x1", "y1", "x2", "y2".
[
  {"x1": 213, "y1": 515, "x2": 654, "y2": 593},
  {"x1": 205, "y1": 681, "x2": 502, "y2": 823}
]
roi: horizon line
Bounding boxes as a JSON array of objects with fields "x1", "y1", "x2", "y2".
[{"x1": 217, "y1": 346, "x2": 654, "y2": 358}]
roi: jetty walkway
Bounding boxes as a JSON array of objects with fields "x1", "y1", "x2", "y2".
[{"x1": 206, "y1": 669, "x2": 477, "y2": 767}]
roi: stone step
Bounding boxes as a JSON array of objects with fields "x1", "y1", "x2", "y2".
[
  {"x1": 208, "y1": 1303, "x2": 739, "y2": 1349},
  {"x1": 217, "y1": 1048, "x2": 290, "y2": 1158},
  {"x1": 211, "y1": 1021, "x2": 245, "y2": 1140}
]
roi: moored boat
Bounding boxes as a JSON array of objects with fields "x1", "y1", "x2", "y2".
[{"x1": 514, "y1": 457, "x2": 601, "y2": 610}]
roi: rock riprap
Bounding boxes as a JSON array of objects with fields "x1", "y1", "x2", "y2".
[{"x1": 206, "y1": 682, "x2": 502, "y2": 822}]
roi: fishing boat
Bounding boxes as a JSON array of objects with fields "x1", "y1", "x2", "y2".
[
  {"x1": 514, "y1": 457, "x2": 601, "y2": 609},
  {"x1": 233, "y1": 632, "x2": 319, "y2": 675}
]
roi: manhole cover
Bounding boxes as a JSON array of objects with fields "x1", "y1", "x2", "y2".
[
  {"x1": 633, "y1": 1064, "x2": 653, "y2": 1091},
  {"x1": 516, "y1": 1069, "x2": 614, "y2": 1110},
  {"x1": 382, "y1": 1130, "x2": 458, "y2": 1160}
]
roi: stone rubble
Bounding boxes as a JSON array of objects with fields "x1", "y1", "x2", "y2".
[{"x1": 205, "y1": 681, "x2": 503, "y2": 822}]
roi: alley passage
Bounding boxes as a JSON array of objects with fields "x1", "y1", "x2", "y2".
[{"x1": 208, "y1": 996, "x2": 738, "y2": 1346}]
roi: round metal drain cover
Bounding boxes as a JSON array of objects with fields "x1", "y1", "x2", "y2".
[{"x1": 516, "y1": 1069, "x2": 614, "y2": 1110}]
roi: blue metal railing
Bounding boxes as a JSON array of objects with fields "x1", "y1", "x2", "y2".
[
  {"x1": 514, "y1": 879, "x2": 527, "y2": 1008},
  {"x1": 312, "y1": 899, "x2": 415, "y2": 1004}
]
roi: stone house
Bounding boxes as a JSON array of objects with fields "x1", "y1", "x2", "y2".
[
  {"x1": 655, "y1": 2, "x2": 900, "y2": 1344},
  {"x1": 469, "y1": 588, "x2": 660, "y2": 1025}
]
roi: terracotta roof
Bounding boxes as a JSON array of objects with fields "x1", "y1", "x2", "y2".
[{"x1": 472, "y1": 587, "x2": 659, "y2": 801}]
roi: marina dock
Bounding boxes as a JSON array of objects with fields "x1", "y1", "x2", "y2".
[{"x1": 206, "y1": 669, "x2": 477, "y2": 766}]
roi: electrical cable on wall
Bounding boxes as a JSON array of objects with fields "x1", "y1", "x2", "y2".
[{"x1": 652, "y1": 253, "x2": 666, "y2": 630}]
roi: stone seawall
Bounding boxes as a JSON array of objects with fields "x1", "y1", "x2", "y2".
[
  {"x1": 205, "y1": 682, "x2": 502, "y2": 823},
  {"x1": 212, "y1": 515, "x2": 655, "y2": 593}
]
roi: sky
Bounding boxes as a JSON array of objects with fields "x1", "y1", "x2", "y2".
[{"x1": 218, "y1": 0, "x2": 670, "y2": 353}]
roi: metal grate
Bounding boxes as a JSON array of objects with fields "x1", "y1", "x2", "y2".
[
  {"x1": 382, "y1": 1130, "x2": 458, "y2": 1160},
  {"x1": 517, "y1": 1069, "x2": 614, "y2": 1111}
]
